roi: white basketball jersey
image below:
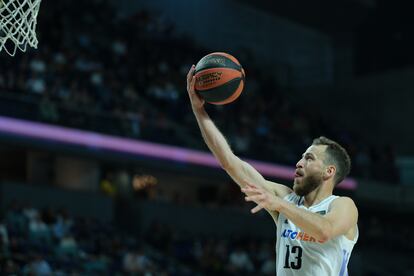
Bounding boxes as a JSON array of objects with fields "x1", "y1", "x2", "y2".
[{"x1": 276, "y1": 193, "x2": 358, "y2": 276}]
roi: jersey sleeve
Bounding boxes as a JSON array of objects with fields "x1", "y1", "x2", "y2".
[{"x1": 283, "y1": 192, "x2": 303, "y2": 205}]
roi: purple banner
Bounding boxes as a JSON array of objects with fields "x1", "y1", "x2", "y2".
[{"x1": 0, "y1": 116, "x2": 357, "y2": 190}]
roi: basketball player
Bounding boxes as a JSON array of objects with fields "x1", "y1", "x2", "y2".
[{"x1": 186, "y1": 65, "x2": 358, "y2": 275}]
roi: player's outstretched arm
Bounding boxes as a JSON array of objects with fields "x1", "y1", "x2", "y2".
[
  {"x1": 243, "y1": 183, "x2": 358, "y2": 242},
  {"x1": 186, "y1": 65, "x2": 291, "y2": 201}
]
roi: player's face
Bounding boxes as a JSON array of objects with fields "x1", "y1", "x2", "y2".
[{"x1": 293, "y1": 145, "x2": 327, "y2": 196}]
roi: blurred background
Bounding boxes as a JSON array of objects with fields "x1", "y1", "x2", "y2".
[{"x1": 0, "y1": 0, "x2": 414, "y2": 275}]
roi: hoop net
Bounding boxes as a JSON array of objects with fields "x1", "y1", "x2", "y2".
[{"x1": 0, "y1": 0, "x2": 42, "y2": 56}]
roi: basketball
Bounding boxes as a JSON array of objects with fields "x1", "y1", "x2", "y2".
[{"x1": 194, "y1": 52, "x2": 245, "y2": 105}]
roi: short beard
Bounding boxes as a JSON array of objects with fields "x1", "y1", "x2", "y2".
[{"x1": 294, "y1": 173, "x2": 324, "y2": 196}]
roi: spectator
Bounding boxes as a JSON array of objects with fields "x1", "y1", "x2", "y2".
[
  {"x1": 28, "y1": 213, "x2": 51, "y2": 247},
  {"x1": 123, "y1": 247, "x2": 152, "y2": 273},
  {"x1": 100, "y1": 172, "x2": 117, "y2": 197},
  {"x1": 23, "y1": 254, "x2": 53, "y2": 276},
  {"x1": 0, "y1": 217, "x2": 10, "y2": 257},
  {"x1": 228, "y1": 245, "x2": 254, "y2": 273},
  {"x1": 38, "y1": 94, "x2": 59, "y2": 122}
]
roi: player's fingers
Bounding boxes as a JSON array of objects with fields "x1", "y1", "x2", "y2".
[
  {"x1": 251, "y1": 204, "x2": 264, "y2": 214},
  {"x1": 186, "y1": 65, "x2": 195, "y2": 91},
  {"x1": 241, "y1": 186, "x2": 253, "y2": 193},
  {"x1": 187, "y1": 65, "x2": 195, "y2": 81},
  {"x1": 245, "y1": 194, "x2": 265, "y2": 202},
  {"x1": 241, "y1": 188, "x2": 260, "y2": 197},
  {"x1": 187, "y1": 77, "x2": 197, "y2": 97},
  {"x1": 190, "y1": 76, "x2": 196, "y2": 91},
  {"x1": 244, "y1": 195, "x2": 256, "y2": 202},
  {"x1": 245, "y1": 182, "x2": 259, "y2": 190},
  {"x1": 190, "y1": 77, "x2": 203, "y2": 105}
]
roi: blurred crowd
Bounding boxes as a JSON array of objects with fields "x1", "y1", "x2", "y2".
[
  {"x1": 0, "y1": 0, "x2": 400, "y2": 184},
  {"x1": 359, "y1": 213, "x2": 414, "y2": 254},
  {"x1": 1, "y1": 201, "x2": 413, "y2": 275},
  {"x1": 0, "y1": 201, "x2": 277, "y2": 275}
]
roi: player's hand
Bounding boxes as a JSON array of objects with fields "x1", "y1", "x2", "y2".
[
  {"x1": 186, "y1": 65, "x2": 205, "y2": 110},
  {"x1": 242, "y1": 182, "x2": 282, "y2": 213}
]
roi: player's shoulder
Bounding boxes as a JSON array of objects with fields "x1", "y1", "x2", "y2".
[
  {"x1": 281, "y1": 191, "x2": 302, "y2": 204},
  {"x1": 331, "y1": 196, "x2": 359, "y2": 212},
  {"x1": 333, "y1": 196, "x2": 356, "y2": 205}
]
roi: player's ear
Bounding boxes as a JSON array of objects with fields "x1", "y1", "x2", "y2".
[{"x1": 324, "y1": 165, "x2": 336, "y2": 180}]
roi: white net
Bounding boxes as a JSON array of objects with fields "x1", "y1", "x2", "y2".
[{"x1": 0, "y1": 0, "x2": 42, "y2": 56}]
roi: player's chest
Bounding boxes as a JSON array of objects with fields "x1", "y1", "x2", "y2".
[{"x1": 278, "y1": 208, "x2": 328, "y2": 245}]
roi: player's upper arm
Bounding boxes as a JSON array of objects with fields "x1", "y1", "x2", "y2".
[
  {"x1": 224, "y1": 155, "x2": 290, "y2": 195},
  {"x1": 265, "y1": 180, "x2": 292, "y2": 199},
  {"x1": 324, "y1": 197, "x2": 358, "y2": 240}
]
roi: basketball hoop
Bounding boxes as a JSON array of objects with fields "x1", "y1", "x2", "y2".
[{"x1": 0, "y1": 0, "x2": 42, "y2": 56}]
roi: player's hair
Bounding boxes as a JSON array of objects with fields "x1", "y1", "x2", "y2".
[{"x1": 312, "y1": 136, "x2": 351, "y2": 186}]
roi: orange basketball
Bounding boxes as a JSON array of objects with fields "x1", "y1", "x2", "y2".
[{"x1": 194, "y1": 52, "x2": 245, "y2": 105}]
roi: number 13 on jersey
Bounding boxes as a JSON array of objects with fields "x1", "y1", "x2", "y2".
[{"x1": 284, "y1": 245, "x2": 303, "y2": 269}]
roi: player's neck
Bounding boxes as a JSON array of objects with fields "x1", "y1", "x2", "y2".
[{"x1": 303, "y1": 183, "x2": 333, "y2": 207}]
